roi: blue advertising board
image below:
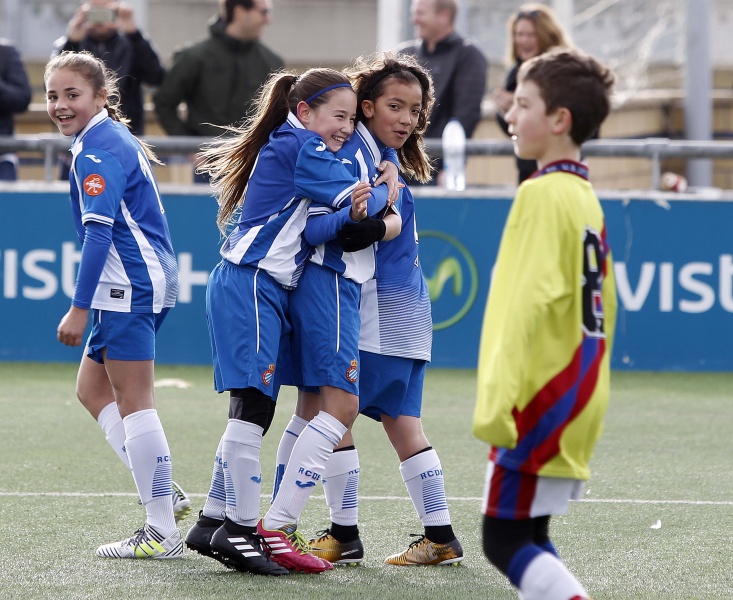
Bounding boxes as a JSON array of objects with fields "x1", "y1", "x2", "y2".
[{"x1": 1, "y1": 185, "x2": 731, "y2": 370}]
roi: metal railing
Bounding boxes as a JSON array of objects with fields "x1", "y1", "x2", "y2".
[{"x1": 3, "y1": 133, "x2": 733, "y2": 188}]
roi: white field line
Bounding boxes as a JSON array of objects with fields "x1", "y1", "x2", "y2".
[{"x1": 1, "y1": 491, "x2": 732, "y2": 506}]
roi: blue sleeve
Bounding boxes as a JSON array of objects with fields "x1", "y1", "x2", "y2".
[
  {"x1": 295, "y1": 138, "x2": 359, "y2": 210},
  {"x1": 73, "y1": 221, "x2": 112, "y2": 309},
  {"x1": 304, "y1": 206, "x2": 353, "y2": 246},
  {"x1": 74, "y1": 147, "x2": 126, "y2": 225},
  {"x1": 366, "y1": 184, "x2": 388, "y2": 216},
  {"x1": 383, "y1": 147, "x2": 399, "y2": 168}
]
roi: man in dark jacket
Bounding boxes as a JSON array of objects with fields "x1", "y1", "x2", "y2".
[
  {"x1": 0, "y1": 39, "x2": 32, "y2": 181},
  {"x1": 154, "y1": 0, "x2": 283, "y2": 182},
  {"x1": 396, "y1": 0, "x2": 487, "y2": 183},
  {"x1": 53, "y1": 0, "x2": 165, "y2": 136}
]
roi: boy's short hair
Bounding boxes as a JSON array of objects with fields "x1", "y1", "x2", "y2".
[{"x1": 518, "y1": 48, "x2": 614, "y2": 146}]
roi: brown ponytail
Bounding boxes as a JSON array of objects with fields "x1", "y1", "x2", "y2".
[{"x1": 198, "y1": 67, "x2": 353, "y2": 233}]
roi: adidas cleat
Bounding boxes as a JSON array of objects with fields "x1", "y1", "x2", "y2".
[
  {"x1": 171, "y1": 481, "x2": 191, "y2": 524},
  {"x1": 185, "y1": 511, "x2": 223, "y2": 559},
  {"x1": 309, "y1": 529, "x2": 364, "y2": 565},
  {"x1": 257, "y1": 519, "x2": 330, "y2": 573},
  {"x1": 210, "y1": 518, "x2": 289, "y2": 576},
  {"x1": 385, "y1": 534, "x2": 464, "y2": 566},
  {"x1": 96, "y1": 524, "x2": 183, "y2": 559}
]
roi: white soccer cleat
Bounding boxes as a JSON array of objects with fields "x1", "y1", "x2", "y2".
[
  {"x1": 96, "y1": 524, "x2": 183, "y2": 559},
  {"x1": 171, "y1": 481, "x2": 191, "y2": 524}
]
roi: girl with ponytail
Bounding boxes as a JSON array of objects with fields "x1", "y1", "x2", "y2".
[
  {"x1": 187, "y1": 66, "x2": 399, "y2": 575},
  {"x1": 45, "y1": 50, "x2": 184, "y2": 560}
]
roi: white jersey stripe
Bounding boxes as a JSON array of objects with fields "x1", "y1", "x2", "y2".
[
  {"x1": 254, "y1": 269, "x2": 261, "y2": 353},
  {"x1": 120, "y1": 200, "x2": 167, "y2": 312}
]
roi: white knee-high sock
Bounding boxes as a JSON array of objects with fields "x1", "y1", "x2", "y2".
[
  {"x1": 202, "y1": 435, "x2": 226, "y2": 520},
  {"x1": 97, "y1": 402, "x2": 129, "y2": 468},
  {"x1": 324, "y1": 448, "x2": 359, "y2": 526},
  {"x1": 123, "y1": 409, "x2": 175, "y2": 535},
  {"x1": 519, "y1": 552, "x2": 588, "y2": 600},
  {"x1": 272, "y1": 414, "x2": 308, "y2": 502},
  {"x1": 400, "y1": 449, "x2": 451, "y2": 527},
  {"x1": 264, "y1": 411, "x2": 346, "y2": 530},
  {"x1": 221, "y1": 419, "x2": 264, "y2": 527}
]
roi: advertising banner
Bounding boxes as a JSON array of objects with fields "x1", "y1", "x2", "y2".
[{"x1": 1, "y1": 187, "x2": 731, "y2": 370}]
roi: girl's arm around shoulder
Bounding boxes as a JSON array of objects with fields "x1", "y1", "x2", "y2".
[
  {"x1": 374, "y1": 151, "x2": 400, "y2": 205},
  {"x1": 304, "y1": 205, "x2": 354, "y2": 247},
  {"x1": 294, "y1": 137, "x2": 360, "y2": 209},
  {"x1": 304, "y1": 181, "x2": 371, "y2": 247}
]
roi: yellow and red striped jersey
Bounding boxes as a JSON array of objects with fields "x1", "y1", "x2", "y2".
[{"x1": 473, "y1": 163, "x2": 617, "y2": 480}]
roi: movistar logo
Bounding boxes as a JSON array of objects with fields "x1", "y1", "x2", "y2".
[
  {"x1": 426, "y1": 257, "x2": 463, "y2": 299},
  {"x1": 420, "y1": 231, "x2": 479, "y2": 330}
]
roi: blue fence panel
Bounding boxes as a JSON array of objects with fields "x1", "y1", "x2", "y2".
[{"x1": 1, "y1": 187, "x2": 732, "y2": 370}]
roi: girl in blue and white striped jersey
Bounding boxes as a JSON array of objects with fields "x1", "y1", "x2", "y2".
[
  {"x1": 46, "y1": 51, "x2": 183, "y2": 559},
  {"x1": 273, "y1": 52, "x2": 464, "y2": 567},
  {"x1": 185, "y1": 67, "x2": 398, "y2": 575}
]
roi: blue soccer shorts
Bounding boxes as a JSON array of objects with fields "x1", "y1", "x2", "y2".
[
  {"x1": 288, "y1": 262, "x2": 361, "y2": 396},
  {"x1": 358, "y1": 351, "x2": 426, "y2": 421},
  {"x1": 86, "y1": 307, "x2": 170, "y2": 363},
  {"x1": 207, "y1": 260, "x2": 290, "y2": 396}
]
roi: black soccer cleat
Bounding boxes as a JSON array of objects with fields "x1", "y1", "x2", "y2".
[
  {"x1": 185, "y1": 511, "x2": 224, "y2": 559},
  {"x1": 210, "y1": 518, "x2": 290, "y2": 576}
]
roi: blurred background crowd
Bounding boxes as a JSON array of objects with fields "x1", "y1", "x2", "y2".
[{"x1": 2, "y1": 0, "x2": 733, "y2": 189}]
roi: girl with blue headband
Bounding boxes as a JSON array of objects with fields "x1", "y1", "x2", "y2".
[
  {"x1": 184, "y1": 67, "x2": 399, "y2": 575},
  {"x1": 272, "y1": 52, "x2": 463, "y2": 568}
]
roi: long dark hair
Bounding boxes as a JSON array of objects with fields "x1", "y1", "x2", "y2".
[
  {"x1": 198, "y1": 68, "x2": 352, "y2": 232},
  {"x1": 346, "y1": 52, "x2": 435, "y2": 183}
]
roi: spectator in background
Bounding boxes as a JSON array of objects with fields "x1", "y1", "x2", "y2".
[
  {"x1": 493, "y1": 4, "x2": 571, "y2": 183},
  {"x1": 396, "y1": 0, "x2": 487, "y2": 185},
  {"x1": 153, "y1": 0, "x2": 283, "y2": 183},
  {"x1": 0, "y1": 39, "x2": 32, "y2": 181},
  {"x1": 53, "y1": 0, "x2": 165, "y2": 136}
]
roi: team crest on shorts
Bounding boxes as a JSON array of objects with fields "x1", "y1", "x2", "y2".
[
  {"x1": 83, "y1": 174, "x2": 106, "y2": 196},
  {"x1": 261, "y1": 364, "x2": 275, "y2": 386},
  {"x1": 345, "y1": 359, "x2": 358, "y2": 383}
]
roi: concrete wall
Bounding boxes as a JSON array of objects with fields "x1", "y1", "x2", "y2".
[{"x1": 150, "y1": 0, "x2": 383, "y2": 71}]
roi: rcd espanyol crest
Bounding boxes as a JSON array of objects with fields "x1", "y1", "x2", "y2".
[
  {"x1": 345, "y1": 359, "x2": 358, "y2": 383},
  {"x1": 261, "y1": 364, "x2": 275, "y2": 386}
]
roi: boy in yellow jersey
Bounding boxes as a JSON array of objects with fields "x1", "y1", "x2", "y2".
[{"x1": 473, "y1": 48, "x2": 617, "y2": 600}]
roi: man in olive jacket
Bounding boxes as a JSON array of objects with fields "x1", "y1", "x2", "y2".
[{"x1": 154, "y1": 0, "x2": 283, "y2": 155}]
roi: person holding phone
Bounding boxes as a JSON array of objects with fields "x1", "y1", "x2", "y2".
[{"x1": 52, "y1": 1, "x2": 165, "y2": 137}]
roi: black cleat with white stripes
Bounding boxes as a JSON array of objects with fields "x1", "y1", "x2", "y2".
[{"x1": 210, "y1": 518, "x2": 289, "y2": 575}]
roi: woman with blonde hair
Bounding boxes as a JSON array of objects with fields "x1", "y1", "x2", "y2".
[{"x1": 493, "y1": 4, "x2": 571, "y2": 183}]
